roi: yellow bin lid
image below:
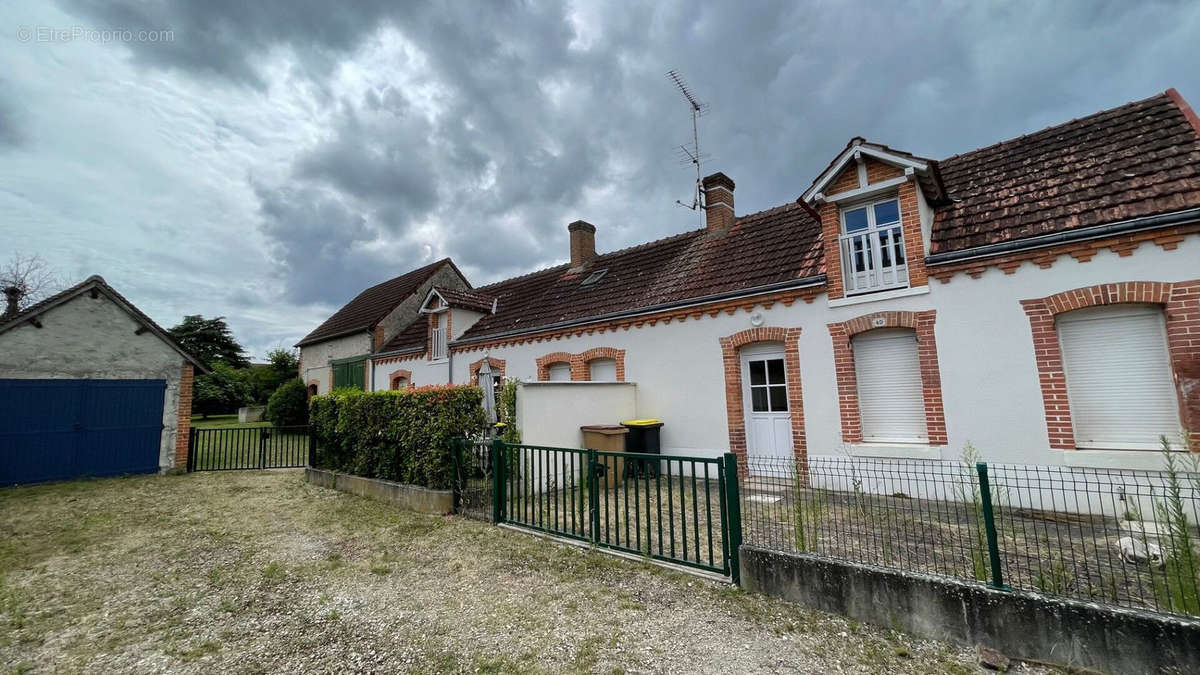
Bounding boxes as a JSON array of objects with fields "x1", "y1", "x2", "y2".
[{"x1": 620, "y1": 418, "x2": 662, "y2": 427}]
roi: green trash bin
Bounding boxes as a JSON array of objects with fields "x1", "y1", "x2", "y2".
[{"x1": 621, "y1": 419, "x2": 663, "y2": 478}]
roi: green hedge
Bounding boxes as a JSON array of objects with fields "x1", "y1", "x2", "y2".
[{"x1": 309, "y1": 385, "x2": 487, "y2": 490}]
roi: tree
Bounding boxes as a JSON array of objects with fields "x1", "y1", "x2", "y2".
[
  {"x1": 168, "y1": 315, "x2": 249, "y2": 369},
  {"x1": 193, "y1": 362, "x2": 253, "y2": 418},
  {"x1": 249, "y1": 348, "x2": 301, "y2": 404},
  {"x1": 1, "y1": 252, "x2": 62, "y2": 313},
  {"x1": 266, "y1": 379, "x2": 309, "y2": 427}
]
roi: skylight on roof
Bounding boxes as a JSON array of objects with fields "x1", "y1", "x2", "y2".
[{"x1": 580, "y1": 269, "x2": 608, "y2": 287}]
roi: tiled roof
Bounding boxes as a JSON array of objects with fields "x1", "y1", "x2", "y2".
[
  {"x1": 296, "y1": 258, "x2": 456, "y2": 346},
  {"x1": 433, "y1": 286, "x2": 495, "y2": 313},
  {"x1": 0, "y1": 275, "x2": 209, "y2": 372},
  {"x1": 930, "y1": 91, "x2": 1200, "y2": 255},
  {"x1": 456, "y1": 202, "x2": 824, "y2": 341},
  {"x1": 379, "y1": 315, "x2": 428, "y2": 353}
]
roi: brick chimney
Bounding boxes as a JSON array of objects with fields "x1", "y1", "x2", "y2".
[
  {"x1": 568, "y1": 220, "x2": 596, "y2": 270},
  {"x1": 702, "y1": 172, "x2": 735, "y2": 233},
  {"x1": 3, "y1": 286, "x2": 20, "y2": 319}
]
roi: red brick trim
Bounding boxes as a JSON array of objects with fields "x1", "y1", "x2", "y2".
[
  {"x1": 388, "y1": 368, "x2": 413, "y2": 390},
  {"x1": 826, "y1": 310, "x2": 947, "y2": 445},
  {"x1": 468, "y1": 357, "x2": 506, "y2": 384},
  {"x1": 576, "y1": 347, "x2": 626, "y2": 381},
  {"x1": 819, "y1": 175, "x2": 927, "y2": 301},
  {"x1": 174, "y1": 363, "x2": 194, "y2": 469},
  {"x1": 535, "y1": 348, "x2": 626, "y2": 381},
  {"x1": 373, "y1": 324, "x2": 386, "y2": 351},
  {"x1": 718, "y1": 327, "x2": 807, "y2": 466},
  {"x1": 536, "y1": 352, "x2": 575, "y2": 381},
  {"x1": 1021, "y1": 280, "x2": 1200, "y2": 452},
  {"x1": 928, "y1": 223, "x2": 1200, "y2": 284}
]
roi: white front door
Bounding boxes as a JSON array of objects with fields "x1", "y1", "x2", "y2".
[{"x1": 741, "y1": 346, "x2": 793, "y2": 462}]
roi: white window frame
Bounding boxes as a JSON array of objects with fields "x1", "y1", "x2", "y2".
[
  {"x1": 839, "y1": 196, "x2": 909, "y2": 295},
  {"x1": 431, "y1": 312, "x2": 448, "y2": 361}
]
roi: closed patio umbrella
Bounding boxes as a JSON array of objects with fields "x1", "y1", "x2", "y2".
[{"x1": 479, "y1": 358, "x2": 497, "y2": 424}]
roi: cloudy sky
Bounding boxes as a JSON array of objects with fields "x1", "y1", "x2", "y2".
[{"x1": 3, "y1": 1, "x2": 1198, "y2": 359}]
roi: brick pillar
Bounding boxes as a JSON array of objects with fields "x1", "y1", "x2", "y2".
[{"x1": 174, "y1": 363, "x2": 195, "y2": 469}]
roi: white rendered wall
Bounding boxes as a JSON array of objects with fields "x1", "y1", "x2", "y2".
[
  {"x1": 0, "y1": 292, "x2": 187, "y2": 470},
  {"x1": 300, "y1": 332, "x2": 371, "y2": 394},
  {"x1": 516, "y1": 382, "x2": 637, "y2": 449},
  {"x1": 375, "y1": 236, "x2": 1200, "y2": 471}
]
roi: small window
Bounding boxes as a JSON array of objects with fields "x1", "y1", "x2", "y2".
[
  {"x1": 748, "y1": 357, "x2": 788, "y2": 413},
  {"x1": 581, "y1": 269, "x2": 608, "y2": 286},
  {"x1": 391, "y1": 376, "x2": 408, "y2": 391},
  {"x1": 588, "y1": 358, "x2": 617, "y2": 382},
  {"x1": 839, "y1": 197, "x2": 908, "y2": 295},
  {"x1": 852, "y1": 329, "x2": 926, "y2": 442},
  {"x1": 547, "y1": 362, "x2": 572, "y2": 381}
]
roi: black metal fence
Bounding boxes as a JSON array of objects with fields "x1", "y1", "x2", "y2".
[
  {"x1": 188, "y1": 425, "x2": 312, "y2": 471},
  {"x1": 452, "y1": 436, "x2": 496, "y2": 520},
  {"x1": 742, "y1": 455, "x2": 1200, "y2": 618}
]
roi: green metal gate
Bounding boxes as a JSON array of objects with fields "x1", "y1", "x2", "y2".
[{"x1": 485, "y1": 440, "x2": 742, "y2": 580}]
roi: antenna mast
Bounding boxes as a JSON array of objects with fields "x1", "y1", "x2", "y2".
[{"x1": 667, "y1": 70, "x2": 709, "y2": 226}]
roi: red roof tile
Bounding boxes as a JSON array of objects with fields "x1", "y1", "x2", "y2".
[
  {"x1": 456, "y1": 202, "x2": 823, "y2": 341},
  {"x1": 296, "y1": 258, "x2": 456, "y2": 346},
  {"x1": 432, "y1": 286, "x2": 495, "y2": 313},
  {"x1": 930, "y1": 91, "x2": 1200, "y2": 254}
]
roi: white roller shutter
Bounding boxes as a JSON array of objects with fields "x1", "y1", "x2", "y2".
[
  {"x1": 547, "y1": 363, "x2": 572, "y2": 381},
  {"x1": 1057, "y1": 304, "x2": 1181, "y2": 450},
  {"x1": 588, "y1": 358, "x2": 617, "y2": 382},
  {"x1": 852, "y1": 329, "x2": 928, "y2": 442}
]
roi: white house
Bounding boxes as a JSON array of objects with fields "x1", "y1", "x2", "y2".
[{"x1": 303, "y1": 89, "x2": 1200, "y2": 471}]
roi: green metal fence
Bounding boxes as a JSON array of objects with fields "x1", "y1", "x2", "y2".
[
  {"x1": 479, "y1": 440, "x2": 741, "y2": 579},
  {"x1": 742, "y1": 455, "x2": 1200, "y2": 617}
]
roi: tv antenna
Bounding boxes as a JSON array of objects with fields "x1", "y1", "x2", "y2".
[{"x1": 667, "y1": 69, "x2": 709, "y2": 223}]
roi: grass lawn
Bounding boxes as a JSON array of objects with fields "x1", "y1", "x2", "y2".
[
  {"x1": 190, "y1": 414, "x2": 270, "y2": 429},
  {"x1": 0, "y1": 471, "x2": 1054, "y2": 674}
]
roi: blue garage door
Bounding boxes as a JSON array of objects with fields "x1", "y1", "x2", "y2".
[{"x1": 0, "y1": 379, "x2": 166, "y2": 486}]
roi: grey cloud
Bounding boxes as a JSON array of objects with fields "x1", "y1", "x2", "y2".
[{"x1": 26, "y1": 0, "x2": 1200, "y2": 352}]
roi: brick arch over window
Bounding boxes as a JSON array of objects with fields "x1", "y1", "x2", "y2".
[
  {"x1": 388, "y1": 369, "x2": 412, "y2": 390},
  {"x1": 469, "y1": 357, "x2": 506, "y2": 384},
  {"x1": 536, "y1": 349, "x2": 627, "y2": 381},
  {"x1": 719, "y1": 327, "x2": 806, "y2": 463},
  {"x1": 306, "y1": 380, "x2": 320, "y2": 398},
  {"x1": 1021, "y1": 280, "x2": 1200, "y2": 452},
  {"x1": 827, "y1": 310, "x2": 947, "y2": 445},
  {"x1": 536, "y1": 352, "x2": 575, "y2": 381},
  {"x1": 577, "y1": 347, "x2": 626, "y2": 381}
]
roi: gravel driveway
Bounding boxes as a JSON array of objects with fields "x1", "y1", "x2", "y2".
[{"x1": 0, "y1": 470, "x2": 1053, "y2": 673}]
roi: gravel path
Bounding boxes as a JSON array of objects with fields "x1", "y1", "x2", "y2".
[{"x1": 0, "y1": 471, "x2": 1056, "y2": 673}]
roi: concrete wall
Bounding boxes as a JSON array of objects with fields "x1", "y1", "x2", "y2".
[
  {"x1": 0, "y1": 292, "x2": 187, "y2": 470},
  {"x1": 371, "y1": 236, "x2": 1200, "y2": 470},
  {"x1": 300, "y1": 331, "x2": 371, "y2": 395},
  {"x1": 306, "y1": 467, "x2": 454, "y2": 514},
  {"x1": 741, "y1": 545, "x2": 1200, "y2": 674},
  {"x1": 516, "y1": 381, "x2": 637, "y2": 449}
]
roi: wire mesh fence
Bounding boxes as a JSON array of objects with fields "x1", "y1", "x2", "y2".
[{"x1": 742, "y1": 454, "x2": 1200, "y2": 618}]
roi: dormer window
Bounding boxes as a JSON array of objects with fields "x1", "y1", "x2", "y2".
[{"x1": 839, "y1": 197, "x2": 908, "y2": 295}]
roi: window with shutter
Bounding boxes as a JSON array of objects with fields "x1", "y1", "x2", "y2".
[
  {"x1": 852, "y1": 329, "x2": 927, "y2": 442},
  {"x1": 547, "y1": 362, "x2": 572, "y2": 381},
  {"x1": 1057, "y1": 305, "x2": 1181, "y2": 450}
]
